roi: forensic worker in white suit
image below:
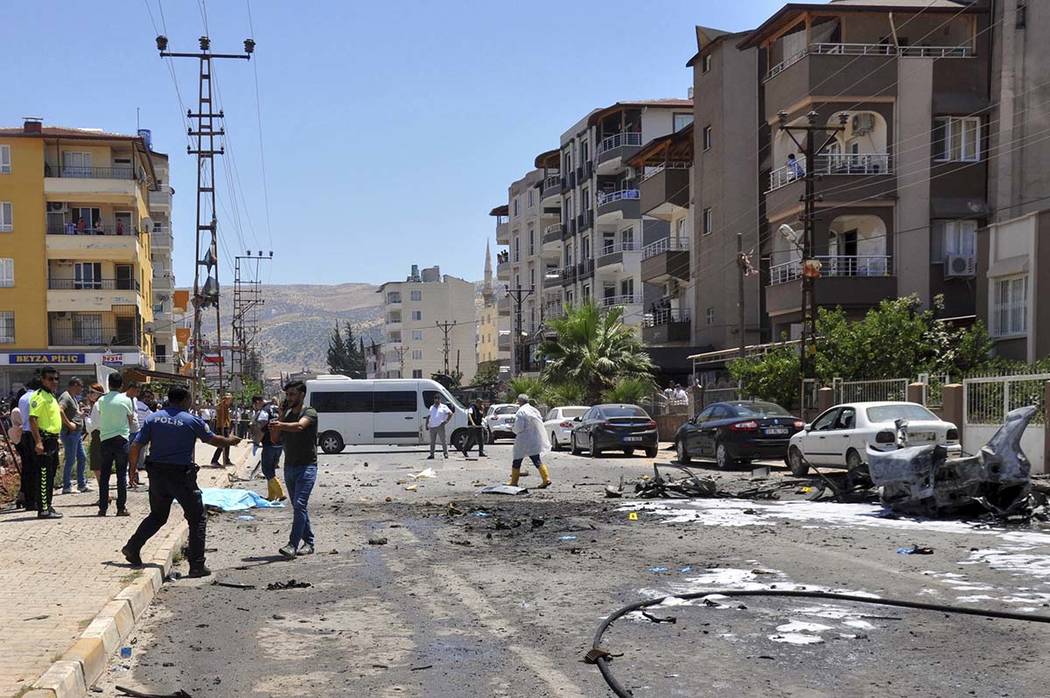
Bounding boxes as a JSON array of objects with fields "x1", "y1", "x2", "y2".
[{"x1": 509, "y1": 394, "x2": 551, "y2": 488}]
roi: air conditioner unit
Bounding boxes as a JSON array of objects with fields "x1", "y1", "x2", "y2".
[
  {"x1": 852, "y1": 113, "x2": 876, "y2": 135},
  {"x1": 47, "y1": 202, "x2": 67, "y2": 213},
  {"x1": 945, "y1": 255, "x2": 977, "y2": 278}
]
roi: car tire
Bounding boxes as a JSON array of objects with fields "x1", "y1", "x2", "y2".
[
  {"x1": 644, "y1": 447, "x2": 658, "y2": 458},
  {"x1": 570, "y1": 436, "x2": 582, "y2": 456},
  {"x1": 624, "y1": 448, "x2": 634, "y2": 456},
  {"x1": 715, "y1": 441, "x2": 733, "y2": 470},
  {"x1": 788, "y1": 446, "x2": 809, "y2": 477},
  {"x1": 319, "y1": 431, "x2": 344, "y2": 455},
  {"x1": 591, "y1": 442, "x2": 601, "y2": 458},
  {"x1": 551, "y1": 433, "x2": 561, "y2": 452},
  {"x1": 487, "y1": 430, "x2": 496, "y2": 445},
  {"x1": 676, "y1": 440, "x2": 691, "y2": 464},
  {"x1": 450, "y1": 429, "x2": 468, "y2": 452},
  {"x1": 846, "y1": 448, "x2": 864, "y2": 471}
]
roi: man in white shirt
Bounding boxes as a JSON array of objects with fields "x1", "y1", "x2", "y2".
[{"x1": 426, "y1": 394, "x2": 453, "y2": 460}]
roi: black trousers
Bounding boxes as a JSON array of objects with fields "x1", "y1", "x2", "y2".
[
  {"x1": 211, "y1": 427, "x2": 231, "y2": 464},
  {"x1": 18, "y1": 432, "x2": 38, "y2": 509},
  {"x1": 35, "y1": 435, "x2": 60, "y2": 513},
  {"x1": 461, "y1": 425, "x2": 486, "y2": 456},
  {"x1": 126, "y1": 463, "x2": 206, "y2": 567},
  {"x1": 99, "y1": 436, "x2": 128, "y2": 514}
]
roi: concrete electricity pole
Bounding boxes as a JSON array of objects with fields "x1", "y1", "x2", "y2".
[
  {"x1": 232, "y1": 251, "x2": 272, "y2": 387},
  {"x1": 155, "y1": 33, "x2": 254, "y2": 399},
  {"x1": 435, "y1": 320, "x2": 458, "y2": 376},
  {"x1": 504, "y1": 286, "x2": 534, "y2": 375}
]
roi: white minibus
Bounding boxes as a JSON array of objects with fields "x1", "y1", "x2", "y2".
[{"x1": 305, "y1": 375, "x2": 471, "y2": 453}]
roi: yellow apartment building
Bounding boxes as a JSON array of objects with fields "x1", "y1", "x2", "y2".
[{"x1": 0, "y1": 119, "x2": 157, "y2": 393}]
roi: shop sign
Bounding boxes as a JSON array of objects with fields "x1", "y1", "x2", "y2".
[{"x1": 8, "y1": 353, "x2": 87, "y2": 365}]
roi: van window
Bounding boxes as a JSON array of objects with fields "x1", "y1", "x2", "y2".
[
  {"x1": 374, "y1": 391, "x2": 417, "y2": 413},
  {"x1": 311, "y1": 391, "x2": 372, "y2": 413}
]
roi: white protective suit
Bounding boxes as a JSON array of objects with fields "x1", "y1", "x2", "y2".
[{"x1": 512, "y1": 403, "x2": 550, "y2": 460}]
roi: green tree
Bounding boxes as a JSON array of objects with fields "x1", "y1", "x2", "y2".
[
  {"x1": 473, "y1": 361, "x2": 501, "y2": 387},
  {"x1": 601, "y1": 376, "x2": 657, "y2": 405},
  {"x1": 503, "y1": 376, "x2": 547, "y2": 405},
  {"x1": 537, "y1": 303, "x2": 654, "y2": 404},
  {"x1": 327, "y1": 322, "x2": 366, "y2": 378}
]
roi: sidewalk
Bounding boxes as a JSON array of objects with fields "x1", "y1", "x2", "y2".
[{"x1": 0, "y1": 441, "x2": 254, "y2": 698}]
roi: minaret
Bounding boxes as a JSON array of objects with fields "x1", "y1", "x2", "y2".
[{"x1": 483, "y1": 239, "x2": 494, "y2": 304}]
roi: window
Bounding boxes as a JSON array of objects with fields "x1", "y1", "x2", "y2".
[
  {"x1": 932, "y1": 220, "x2": 977, "y2": 261},
  {"x1": 0, "y1": 145, "x2": 10, "y2": 174},
  {"x1": 75, "y1": 262, "x2": 102, "y2": 290},
  {"x1": 0, "y1": 259, "x2": 12, "y2": 288},
  {"x1": 933, "y1": 117, "x2": 981, "y2": 162},
  {"x1": 410, "y1": 290, "x2": 422, "y2": 301},
  {"x1": 411, "y1": 349, "x2": 423, "y2": 360},
  {"x1": 156, "y1": 344, "x2": 167, "y2": 363},
  {"x1": 993, "y1": 275, "x2": 1028, "y2": 336},
  {"x1": 412, "y1": 330, "x2": 423, "y2": 341},
  {"x1": 674, "y1": 112, "x2": 694, "y2": 131},
  {"x1": 528, "y1": 225, "x2": 535, "y2": 255},
  {"x1": 412, "y1": 369, "x2": 423, "y2": 379},
  {"x1": 386, "y1": 291, "x2": 401, "y2": 303},
  {"x1": 411, "y1": 310, "x2": 423, "y2": 321},
  {"x1": 702, "y1": 207, "x2": 713, "y2": 235},
  {"x1": 621, "y1": 226, "x2": 635, "y2": 247},
  {"x1": 0, "y1": 202, "x2": 11, "y2": 232},
  {"x1": 702, "y1": 54, "x2": 712, "y2": 73},
  {"x1": 706, "y1": 307, "x2": 715, "y2": 325},
  {"x1": 703, "y1": 125, "x2": 713, "y2": 151},
  {"x1": 513, "y1": 197, "x2": 519, "y2": 217},
  {"x1": 513, "y1": 237, "x2": 520, "y2": 263},
  {"x1": 528, "y1": 189, "x2": 534, "y2": 208},
  {"x1": 72, "y1": 313, "x2": 103, "y2": 344},
  {"x1": 311, "y1": 391, "x2": 373, "y2": 413},
  {"x1": 0, "y1": 311, "x2": 13, "y2": 343},
  {"x1": 374, "y1": 390, "x2": 418, "y2": 413}
]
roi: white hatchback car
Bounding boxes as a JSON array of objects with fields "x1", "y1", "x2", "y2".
[
  {"x1": 543, "y1": 406, "x2": 590, "y2": 451},
  {"x1": 485, "y1": 403, "x2": 519, "y2": 443},
  {"x1": 787, "y1": 401, "x2": 960, "y2": 476}
]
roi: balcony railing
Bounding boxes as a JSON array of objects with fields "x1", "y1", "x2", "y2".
[
  {"x1": 47, "y1": 222, "x2": 142, "y2": 236},
  {"x1": 46, "y1": 165, "x2": 136, "y2": 180},
  {"x1": 542, "y1": 173, "x2": 561, "y2": 192},
  {"x1": 49, "y1": 278, "x2": 141, "y2": 291},
  {"x1": 598, "y1": 132, "x2": 643, "y2": 155},
  {"x1": 642, "y1": 236, "x2": 690, "y2": 260},
  {"x1": 599, "y1": 293, "x2": 642, "y2": 308},
  {"x1": 543, "y1": 223, "x2": 563, "y2": 240},
  {"x1": 49, "y1": 325, "x2": 141, "y2": 347},
  {"x1": 767, "y1": 153, "x2": 892, "y2": 192},
  {"x1": 599, "y1": 240, "x2": 641, "y2": 256},
  {"x1": 641, "y1": 162, "x2": 691, "y2": 183},
  {"x1": 766, "y1": 43, "x2": 973, "y2": 81},
  {"x1": 768, "y1": 255, "x2": 892, "y2": 285},
  {"x1": 643, "y1": 308, "x2": 690, "y2": 327},
  {"x1": 597, "y1": 189, "x2": 640, "y2": 207}
]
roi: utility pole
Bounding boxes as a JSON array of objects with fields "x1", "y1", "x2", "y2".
[
  {"x1": 504, "y1": 286, "x2": 534, "y2": 375},
  {"x1": 393, "y1": 344, "x2": 408, "y2": 379},
  {"x1": 777, "y1": 109, "x2": 848, "y2": 411},
  {"x1": 156, "y1": 34, "x2": 254, "y2": 400},
  {"x1": 232, "y1": 251, "x2": 272, "y2": 388},
  {"x1": 435, "y1": 320, "x2": 458, "y2": 376}
]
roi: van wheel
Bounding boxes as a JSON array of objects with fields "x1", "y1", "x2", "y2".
[
  {"x1": 319, "y1": 431, "x2": 344, "y2": 455},
  {"x1": 450, "y1": 429, "x2": 468, "y2": 452}
]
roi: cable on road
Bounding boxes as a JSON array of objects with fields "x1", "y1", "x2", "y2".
[{"x1": 590, "y1": 588, "x2": 1050, "y2": 697}]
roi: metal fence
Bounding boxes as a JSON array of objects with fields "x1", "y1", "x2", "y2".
[
  {"x1": 963, "y1": 374, "x2": 1049, "y2": 427},
  {"x1": 833, "y1": 377, "x2": 910, "y2": 404}
]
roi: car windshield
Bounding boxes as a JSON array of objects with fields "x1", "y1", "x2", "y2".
[
  {"x1": 495, "y1": 405, "x2": 518, "y2": 416},
  {"x1": 602, "y1": 405, "x2": 648, "y2": 418},
  {"x1": 866, "y1": 404, "x2": 937, "y2": 423},
  {"x1": 561, "y1": 407, "x2": 588, "y2": 419},
  {"x1": 731, "y1": 402, "x2": 791, "y2": 418}
]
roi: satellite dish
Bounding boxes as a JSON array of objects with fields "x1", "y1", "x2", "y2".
[{"x1": 778, "y1": 224, "x2": 801, "y2": 244}]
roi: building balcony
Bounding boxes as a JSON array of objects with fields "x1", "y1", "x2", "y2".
[
  {"x1": 497, "y1": 331, "x2": 512, "y2": 352},
  {"x1": 47, "y1": 278, "x2": 144, "y2": 314},
  {"x1": 497, "y1": 296, "x2": 510, "y2": 317},
  {"x1": 48, "y1": 314, "x2": 142, "y2": 349},
  {"x1": 496, "y1": 220, "x2": 510, "y2": 245},
  {"x1": 641, "y1": 238, "x2": 690, "y2": 283},
  {"x1": 540, "y1": 172, "x2": 562, "y2": 205},
  {"x1": 542, "y1": 223, "x2": 563, "y2": 251},
  {"x1": 596, "y1": 241, "x2": 642, "y2": 272},
  {"x1": 639, "y1": 165, "x2": 690, "y2": 220},
  {"x1": 598, "y1": 293, "x2": 642, "y2": 310},
  {"x1": 153, "y1": 272, "x2": 174, "y2": 289},
  {"x1": 765, "y1": 153, "x2": 895, "y2": 217},
  {"x1": 596, "y1": 132, "x2": 642, "y2": 175},
  {"x1": 44, "y1": 166, "x2": 149, "y2": 208},
  {"x1": 642, "y1": 309, "x2": 691, "y2": 345},
  {"x1": 148, "y1": 189, "x2": 171, "y2": 212},
  {"x1": 596, "y1": 189, "x2": 640, "y2": 223},
  {"x1": 46, "y1": 227, "x2": 146, "y2": 262},
  {"x1": 561, "y1": 259, "x2": 595, "y2": 286},
  {"x1": 765, "y1": 255, "x2": 896, "y2": 317},
  {"x1": 150, "y1": 226, "x2": 173, "y2": 250},
  {"x1": 543, "y1": 268, "x2": 562, "y2": 290},
  {"x1": 496, "y1": 259, "x2": 511, "y2": 280}
]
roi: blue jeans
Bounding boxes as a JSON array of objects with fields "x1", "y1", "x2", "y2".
[
  {"x1": 61, "y1": 431, "x2": 87, "y2": 490},
  {"x1": 260, "y1": 444, "x2": 283, "y2": 480},
  {"x1": 284, "y1": 463, "x2": 316, "y2": 549}
]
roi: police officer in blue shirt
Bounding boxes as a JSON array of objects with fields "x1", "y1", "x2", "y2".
[{"x1": 121, "y1": 386, "x2": 241, "y2": 578}]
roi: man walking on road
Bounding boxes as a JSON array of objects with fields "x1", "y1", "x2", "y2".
[
  {"x1": 458, "y1": 397, "x2": 487, "y2": 459},
  {"x1": 269, "y1": 381, "x2": 319, "y2": 559},
  {"x1": 509, "y1": 394, "x2": 551, "y2": 488},
  {"x1": 58, "y1": 377, "x2": 90, "y2": 494},
  {"x1": 29, "y1": 367, "x2": 64, "y2": 518},
  {"x1": 426, "y1": 393, "x2": 453, "y2": 460},
  {"x1": 122, "y1": 386, "x2": 242, "y2": 578},
  {"x1": 97, "y1": 373, "x2": 136, "y2": 517},
  {"x1": 210, "y1": 394, "x2": 234, "y2": 466}
]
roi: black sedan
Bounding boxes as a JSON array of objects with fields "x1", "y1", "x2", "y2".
[
  {"x1": 570, "y1": 404, "x2": 659, "y2": 458},
  {"x1": 673, "y1": 400, "x2": 804, "y2": 468}
]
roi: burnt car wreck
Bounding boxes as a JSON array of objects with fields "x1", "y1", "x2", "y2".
[{"x1": 867, "y1": 406, "x2": 1038, "y2": 517}]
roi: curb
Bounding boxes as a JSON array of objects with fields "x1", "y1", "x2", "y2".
[{"x1": 27, "y1": 447, "x2": 253, "y2": 698}]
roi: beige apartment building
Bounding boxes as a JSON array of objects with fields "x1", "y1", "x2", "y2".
[
  {"x1": 374, "y1": 265, "x2": 478, "y2": 382},
  {"x1": 143, "y1": 137, "x2": 184, "y2": 374}
]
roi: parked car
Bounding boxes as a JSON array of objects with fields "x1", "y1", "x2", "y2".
[
  {"x1": 543, "y1": 406, "x2": 590, "y2": 451},
  {"x1": 485, "y1": 403, "x2": 519, "y2": 443},
  {"x1": 673, "y1": 400, "x2": 804, "y2": 469},
  {"x1": 787, "y1": 401, "x2": 961, "y2": 476},
  {"x1": 570, "y1": 404, "x2": 659, "y2": 458}
]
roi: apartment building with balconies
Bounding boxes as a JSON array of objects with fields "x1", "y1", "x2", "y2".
[
  {"x1": 742, "y1": 0, "x2": 991, "y2": 341},
  {"x1": 146, "y1": 145, "x2": 180, "y2": 373},
  {"x1": 375, "y1": 265, "x2": 477, "y2": 382},
  {"x1": 0, "y1": 119, "x2": 158, "y2": 392},
  {"x1": 550, "y1": 99, "x2": 693, "y2": 335}
]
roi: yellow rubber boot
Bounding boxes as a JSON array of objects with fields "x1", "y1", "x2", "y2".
[
  {"x1": 537, "y1": 463, "x2": 552, "y2": 489},
  {"x1": 268, "y1": 478, "x2": 287, "y2": 502},
  {"x1": 508, "y1": 468, "x2": 521, "y2": 487}
]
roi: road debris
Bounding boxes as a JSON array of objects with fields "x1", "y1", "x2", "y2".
[
  {"x1": 116, "y1": 687, "x2": 192, "y2": 698},
  {"x1": 410, "y1": 467, "x2": 437, "y2": 480},
  {"x1": 479, "y1": 484, "x2": 529, "y2": 495},
  {"x1": 266, "y1": 579, "x2": 312, "y2": 590},
  {"x1": 896, "y1": 545, "x2": 935, "y2": 555},
  {"x1": 367, "y1": 536, "x2": 389, "y2": 545},
  {"x1": 211, "y1": 581, "x2": 256, "y2": 590},
  {"x1": 640, "y1": 611, "x2": 677, "y2": 624}
]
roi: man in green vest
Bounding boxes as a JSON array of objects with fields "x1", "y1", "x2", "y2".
[{"x1": 29, "y1": 366, "x2": 64, "y2": 519}]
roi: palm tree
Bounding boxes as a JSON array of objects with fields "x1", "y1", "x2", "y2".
[{"x1": 538, "y1": 303, "x2": 655, "y2": 404}]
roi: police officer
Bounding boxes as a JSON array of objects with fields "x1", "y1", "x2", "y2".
[
  {"x1": 121, "y1": 386, "x2": 241, "y2": 578},
  {"x1": 29, "y1": 367, "x2": 63, "y2": 519}
]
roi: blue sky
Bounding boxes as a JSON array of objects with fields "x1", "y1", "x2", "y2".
[{"x1": 2, "y1": 0, "x2": 783, "y2": 286}]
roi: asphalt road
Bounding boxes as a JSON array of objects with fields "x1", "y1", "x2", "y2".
[{"x1": 96, "y1": 443, "x2": 1050, "y2": 697}]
